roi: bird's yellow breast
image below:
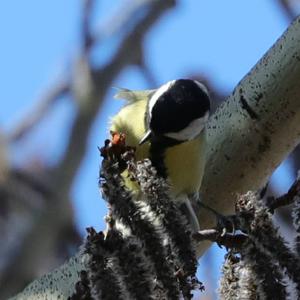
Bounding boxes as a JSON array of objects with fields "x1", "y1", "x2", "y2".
[
  {"x1": 164, "y1": 132, "x2": 206, "y2": 196},
  {"x1": 110, "y1": 99, "x2": 206, "y2": 197}
]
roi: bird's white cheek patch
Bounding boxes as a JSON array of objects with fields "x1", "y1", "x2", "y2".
[
  {"x1": 165, "y1": 112, "x2": 209, "y2": 141},
  {"x1": 193, "y1": 80, "x2": 209, "y2": 97}
]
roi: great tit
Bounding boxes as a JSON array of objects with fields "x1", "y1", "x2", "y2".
[{"x1": 110, "y1": 79, "x2": 210, "y2": 230}]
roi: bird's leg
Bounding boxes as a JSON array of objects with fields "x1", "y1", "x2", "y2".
[
  {"x1": 189, "y1": 194, "x2": 236, "y2": 235},
  {"x1": 179, "y1": 197, "x2": 200, "y2": 232}
]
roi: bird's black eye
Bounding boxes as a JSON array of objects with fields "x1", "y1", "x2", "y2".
[{"x1": 150, "y1": 79, "x2": 210, "y2": 135}]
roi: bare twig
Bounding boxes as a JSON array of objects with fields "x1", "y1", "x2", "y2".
[
  {"x1": 266, "y1": 176, "x2": 300, "y2": 211},
  {"x1": 9, "y1": 80, "x2": 70, "y2": 142},
  {"x1": 93, "y1": 0, "x2": 155, "y2": 40},
  {"x1": 276, "y1": 0, "x2": 297, "y2": 21},
  {"x1": 94, "y1": 1, "x2": 175, "y2": 85},
  {"x1": 55, "y1": 0, "x2": 175, "y2": 189},
  {"x1": 82, "y1": 0, "x2": 95, "y2": 55},
  {"x1": 193, "y1": 229, "x2": 247, "y2": 249}
]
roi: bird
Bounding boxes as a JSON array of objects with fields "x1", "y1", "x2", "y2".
[{"x1": 110, "y1": 79, "x2": 210, "y2": 231}]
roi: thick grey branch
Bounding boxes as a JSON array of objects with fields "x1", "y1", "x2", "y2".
[
  {"x1": 198, "y1": 17, "x2": 300, "y2": 254},
  {"x1": 10, "y1": 251, "x2": 86, "y2": 300}
]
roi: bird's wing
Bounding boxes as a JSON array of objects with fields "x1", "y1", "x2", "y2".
[{"x1": 113, "y1": 87, "x2": 156, "y2": 103}]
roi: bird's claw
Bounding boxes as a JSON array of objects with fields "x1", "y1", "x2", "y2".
[
  {"x1": 216, "y1": 214, "x2": 236, "y2": 236},
  {"x1": 197, "y1": 201, "x2": 236, "y2": 235}
]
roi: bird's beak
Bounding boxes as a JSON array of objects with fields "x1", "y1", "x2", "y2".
[{"x1": 139, "y1": 130, "x2": 152, "y2": 145}]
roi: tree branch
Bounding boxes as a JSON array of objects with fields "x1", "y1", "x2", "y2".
[
  {"x1": 9, "y1": 80, "x2": 70, "y2": 142},
  {"x1": 81, "y1": 0, "x2": 95, "y2": 55},
  {"x1": 10, "y1": 251, "x2": 86, "y2": 300},
  {"x1": 193, "y1": 229, "x2": 247, "y2": 249},
  {"x1": 276, "y1": 0, "x2": 298, "y2": 21},
  {"x1": 198, "y1": 17, "x2": 300, "y2": 257},
  {"x1": 266, "y1": 174, "x2": 300, "y2": 211}
]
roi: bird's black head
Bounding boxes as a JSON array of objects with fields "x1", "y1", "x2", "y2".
[{"x1": 140, "y1": 79, "x2": 210, "y2": 144}]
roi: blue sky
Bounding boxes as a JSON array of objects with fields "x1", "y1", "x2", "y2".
[{"x1": 0, "y1": 0, "x2": 295, "y2": 298}]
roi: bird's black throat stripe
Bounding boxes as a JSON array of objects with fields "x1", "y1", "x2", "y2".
[
  {"x1": 144, "y1": 108, "x2": 182, "y2": 178},
  {"x1": 149, "y1": 136, "x2": 182, "y2": 179}
]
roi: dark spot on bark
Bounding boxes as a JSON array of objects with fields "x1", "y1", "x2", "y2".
[
  {"x1": 254, "y1": 92, "x2": 263, "y2": 102},
  {"x1": 258, "y1": 135, "x2": 271, "y2": 153},
  {"x1": 224, "y1": 154, "x2": 231, "y2": 161},
  {"x1": 239, "y1": 92, "x2": 259, "y2": 120}
]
